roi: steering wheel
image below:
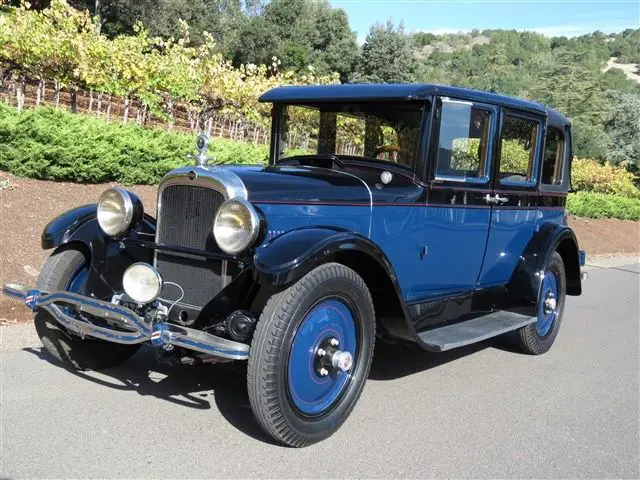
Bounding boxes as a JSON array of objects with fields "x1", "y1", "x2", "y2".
[{"x1": 374, "y1": 145, "x2": 400, "y2": 162}]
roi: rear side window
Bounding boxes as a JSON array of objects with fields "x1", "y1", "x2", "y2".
[
  {"x1": 541, "y1": 127, "x2": 564, "y2": 185},
  {"x1": 435, "y1": 99, "x2": 491, "y2": 182},
  {"x1": 499, "y1": 115, "x2": 539, "y2": 184}
]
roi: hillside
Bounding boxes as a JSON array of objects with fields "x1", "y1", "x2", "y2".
[{"x1": 604, "y1": 57, "x2": 640, "y2": 83}]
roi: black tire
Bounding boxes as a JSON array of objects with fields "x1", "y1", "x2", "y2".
[
  {"x1": 34, "y1": 246, "x2": 140, "y2": 370},
  {"x1": 247, "y1": 262, "x2": 375, "y2": 447},
  {"x1": 517, "y1": 251, "x2": 566, "y2": 355}
]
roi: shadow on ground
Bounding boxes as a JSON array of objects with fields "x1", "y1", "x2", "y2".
[{"x1": 23, "y1": 335, "x2": 522, "y2": 443}]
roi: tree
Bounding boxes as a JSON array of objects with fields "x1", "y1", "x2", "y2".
[
  {"x1": 604, "y1": 92, "x2": 640, "y2": 167},
  {"x1": 353, "y1": 20, "x2": 417, "y2": 83},
  {"x1": 230, "y1": 0, "x2": 358, "y2": 80}
]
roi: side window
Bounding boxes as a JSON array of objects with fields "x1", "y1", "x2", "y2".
[
  {"x1": 435, "y1": 100, "x2": 491, "y2": 181},
  {"x1": 499, "y1": 115, "x2": 539, "y2": 184},
  {"x1": 541, "y1": 127, "x2": 564, "y2": 185}
]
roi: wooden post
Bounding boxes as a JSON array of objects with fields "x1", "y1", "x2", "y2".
[
  {"x1": 96, "y1": 92, "x2": 103, "y2": 118},
  {"x1": 106, "y1": 94, "x2": 112, "y2": 123},
  {"x1": 36, "y1": 79, "x2": 45, "y2": 106},
  {"x1": 54, "y1": 80, "x2": 61, "y2": 108},
  {"x1": 16, "y1": 75, "x2": 25, "y2": 112},
  {"x1": 123, "y1": 97, "x2": 130, "y2": 123}
]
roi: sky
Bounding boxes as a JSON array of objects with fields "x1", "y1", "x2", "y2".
[{"x1": 330, "y1": 0, "x2": 640, "y2": 43}]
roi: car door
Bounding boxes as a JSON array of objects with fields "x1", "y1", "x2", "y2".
[
  {"x1": 419, "y1": 96, "x2": 498, "y2": 299},
  {"x1": 477, "y1": 109, "x2": 545, "y2": 287}
]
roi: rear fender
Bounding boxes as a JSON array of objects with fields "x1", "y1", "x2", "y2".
[{"x1": 508, "y1": 223, "x2": 582, "y2": 314}]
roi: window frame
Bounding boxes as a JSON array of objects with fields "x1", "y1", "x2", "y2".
[
  {"x1": 495, "y1": 109, "x2": 545, "y2": 189},
  {"x1": 541, "y1": 125, "x2": 565, "y2": 186},
  {"x1": 269, "y1": 101, "x2": 428, "y2": 174},
  {"x1": 429, "y1": 96, "x2": 498, "y2": 185},
  {"x1": 538, "y1": 121, "x2": 572, "y2": 194}
]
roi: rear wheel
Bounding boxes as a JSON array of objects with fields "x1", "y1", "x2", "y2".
[
  {"x1": 517, "y1": 251, "x2": 566, "y2": 355},
  {"x1": 34, "y1": 246, "x2": 140, "y2": 370},
  {"x1": 247, "y1": 263, "x2": 375, "y2": 447}
]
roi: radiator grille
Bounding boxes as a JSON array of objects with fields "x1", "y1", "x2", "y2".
[{"x1": 156, "y1": 184, "x2": 225, "y2": 307}]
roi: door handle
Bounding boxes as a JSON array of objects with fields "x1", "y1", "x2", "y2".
[
  {"x1": 485, "y1": 194, "x2": 509, "y2": 204},
  {"x1": 484, "y1": 194, "x2": 498, "y2": 204}
]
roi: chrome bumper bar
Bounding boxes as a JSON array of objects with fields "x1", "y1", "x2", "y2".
[{"x1": 1, "y1": 283, "x2": 249, "y2": 360}]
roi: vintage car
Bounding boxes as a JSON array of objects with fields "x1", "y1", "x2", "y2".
[{"x1": 3, "y1": 84, "x2": 586, "y2": 447}]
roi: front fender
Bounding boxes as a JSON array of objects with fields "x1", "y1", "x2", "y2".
[
  {"x1": 253, "y1": 227, "x2": 416, "y2": 343},
  {"x1": 41, "y1": 204, "x2": 100, "y2": 250},
  {"x1": 41, "y1": 205, "x2": 157, "y2": 301},
  {"x1": 508, "y1": 222, "x2": 582, "y2": 312},
  {"x1": 42, "y1": 204, "x2": 156, "y2": 251},
  {"x1": 253, "y1": 227, "x2": 400, "y2": 290}
]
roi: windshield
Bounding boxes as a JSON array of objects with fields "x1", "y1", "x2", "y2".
[{"x1": 275, "y1": 101, "x2": 427, "y2": 170}]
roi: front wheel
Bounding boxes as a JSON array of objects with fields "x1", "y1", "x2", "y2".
[
  {"x1": 517, "y1": 251, "x2": 566, "y2": 355},
  {"x1": 247, "y1": 263, "x2": 375, "y2": 447},
  {"x1": 34, "y1": 246, "x2": 140, "y2": 370}
]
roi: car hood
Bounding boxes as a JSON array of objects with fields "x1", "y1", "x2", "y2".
[{"x1": 228, "y1": 165, "x2": 373, "y2": 204}]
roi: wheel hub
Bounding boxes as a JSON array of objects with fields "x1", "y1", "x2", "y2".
[
  {"x1": 544, "y1": 293, "x2": 557, "y2": 314},
  {"x1": 315, "y1": 337, "x2": 353, "y2": 375},
  {"x1": 536, "y1": 271, "x2": 559, "y2": 337}
]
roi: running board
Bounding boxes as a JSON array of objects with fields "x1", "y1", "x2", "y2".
[{"x1": 418, "y1": 311, "x2": 536, "y2": 352}]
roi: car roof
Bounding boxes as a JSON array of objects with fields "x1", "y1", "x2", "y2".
[{"x1": 259, "y1": 83, "x2": 570, "y2": 125}]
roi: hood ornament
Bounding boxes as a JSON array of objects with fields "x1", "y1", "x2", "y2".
[{"x1": 193, "y1": 133, "x2": 212, "y2": 167}]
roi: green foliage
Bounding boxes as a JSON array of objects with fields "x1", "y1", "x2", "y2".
[
  {"x1": 230, "y1": 0, "x2": 358, "y2": 81},
  {"x1": 610, "y1": 29, "x2": 640, "y2": 64},
  {"x1": 571, "y1": 157, "x2": 640, "y2": 198},
  {"x1": 567, "y1": 192, "x2": 640, "y2": 220},
  {"x1": 604, "y1": 91, "x2": 640, "y2": 166},
  {"x1": 0, "y1": 104, "x2": 267, "y2": 184},
  {"x1": 0, "y1": 1, "x2": 339, "y2": 127},
  {"x1": 353, "y1": 20, "x2": 417, "y2": 84},
  {"x1": 499, "y1": 139, "x2": 531, "y2": 173}
]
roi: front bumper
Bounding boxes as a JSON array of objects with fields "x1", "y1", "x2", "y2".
[{"x1": 1, "y1": 283, "x2": 249, "y2": 360}]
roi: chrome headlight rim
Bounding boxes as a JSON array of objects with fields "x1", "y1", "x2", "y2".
[
  {"x1": 213, "y1": 198, "x2": 261, "y2": 255},
  {"x1": 122, "y1": 262, "x2": 163, "y2": 305},
  {"x1": 97, "y1": 187, "x2": 135, "y2": 237}
]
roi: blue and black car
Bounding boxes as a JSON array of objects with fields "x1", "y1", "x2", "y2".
[{"x1": 3, "y1": 83, "x2": 586, "y2": 447}]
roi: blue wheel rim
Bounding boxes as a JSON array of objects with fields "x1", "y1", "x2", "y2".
[
  {"x1": 287, "y1": 298, "x2": 357, "y2": 416},
  {"x1": 536, "y1": 271, "x2": 558, "y2": 336}
]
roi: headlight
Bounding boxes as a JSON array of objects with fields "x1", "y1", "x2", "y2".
[
  {"x1": 213, "y1": 199, "x2": 260, "y2": 254},
  {"x1": 97, "y1": 188, "x2": 141, "y2": 236},
  {"x1": 122, "y1": 263, "x2": 162, "y2": 304}
]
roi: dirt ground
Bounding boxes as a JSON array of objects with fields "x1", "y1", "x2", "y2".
[{"x1": 1, "y1": 173, "x2": 639, "y2": 325}]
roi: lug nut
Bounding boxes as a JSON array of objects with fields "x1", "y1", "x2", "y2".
[
  {"x1": 329, "y1": 338, "x2": 339, "y2": 347},
  {"x1": 319, "y1": 368, "x2": 329, "y2": 377},
  {"x1": 317, "y1": 348, "x2": 326, "y2": 357}
]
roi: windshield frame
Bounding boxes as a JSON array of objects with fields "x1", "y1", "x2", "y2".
[{"x1": 268, "y1": 100, "x2": 431, "y2": 177}]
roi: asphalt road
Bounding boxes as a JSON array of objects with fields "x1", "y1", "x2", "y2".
[{"x1": 1, "y1": 263, "x2": 638, "y2": 478}]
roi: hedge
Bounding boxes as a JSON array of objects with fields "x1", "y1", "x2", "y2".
[
  {"x1": 567, "y1": 192, "x2": 640, "y2": 220},
  {"x1": 0, "y1": 104, "x2": 267, "y2": 184}
]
